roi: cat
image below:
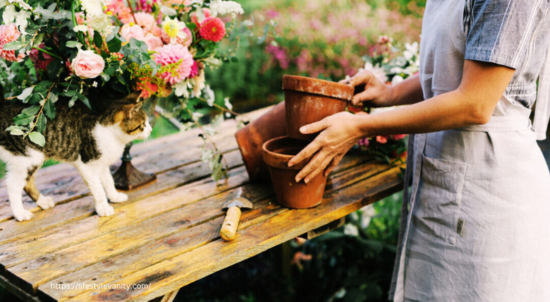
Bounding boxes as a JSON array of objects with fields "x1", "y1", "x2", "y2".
[{"x1": 0, "y1": 92, "x2": 152, "y2": 221}]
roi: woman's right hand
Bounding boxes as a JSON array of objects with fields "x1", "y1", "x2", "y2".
[{"x1": 339, "y1": 70, "x2": 394, "y2": 107}]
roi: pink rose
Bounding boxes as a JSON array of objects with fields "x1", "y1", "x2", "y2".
[
  {"x1": 376, "y1": 136, "x2": 388, "y2": 144},
  {"x1": 144, "y1": 33, "x2": 163, "y2": 51},
  {"x1": 390, "y1": 134, "x2": 406, "y2": 140},
  {"x1": 121, "y1": 24, "x2": 145, "y2": 42},
  {"x1": 70, "y1": 50, "x2": 105, "y2": 79}
]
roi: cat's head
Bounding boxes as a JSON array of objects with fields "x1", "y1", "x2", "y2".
[{"x1": 113, "y1": 101, "x2": 153, "y2": 141}]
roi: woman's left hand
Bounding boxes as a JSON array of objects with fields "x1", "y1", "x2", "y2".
[{"x1": 288, "y1": 111, "x2": 365, "y2": 183}]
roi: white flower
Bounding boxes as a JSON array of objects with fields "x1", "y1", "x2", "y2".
[
  {"x1": 92, "y1": 81, "x2": 98, "y2": 87},
  {"x1": 2, "y1": 4, "x2": 15, "y2": 24},
  {"x1": 204, "y1": 85, "x2": 215, "y2": 106},
  {"x1": 343, "y1": 224, "x2": 359, "y2": 236},
  {"x1": 404, "y1": 42, "x2": 419, "y2": 61},
  {"x1": 242, "y1": 19, "x2": 254, "y2": 27},
  {"x1": 87, "y1": 14, "x2": 116, "y2": 37},
  {"x1": 210, "y1": 0, "x2": 244, "y2": 18},
  {"x1": 392, "y1": 75, "x2": 404, "y2": 85},
  {"x1": 80, "y1": 0, "x2": 107, "y2": 16},
  {"x1": 360, "y1": 61, "x2": 387, "y2": 83},
  {"x1": 224, "y1": 97, "x2": 232, "y2": 110},
  {"x1": 73, "y1": 25, "x2": 89, "y2": 33},
  {"x1": 359, "y1": 205, "x2": 376, "y2": 229},
  {"x1": 174, "y1": 80, "x2": 191, "y2": 98}
]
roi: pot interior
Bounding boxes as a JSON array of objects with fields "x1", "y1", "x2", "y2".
[{"x1": 264, "y1": 137, "x2": 309, "y2": 157}]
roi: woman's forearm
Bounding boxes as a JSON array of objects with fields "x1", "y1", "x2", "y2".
[
  {"x1": 356, "y1": 61, "x2": 516, "y2": 137},
  {"x1": 386, "y1": 74, "x2": 425, "y2": 106},
  {"x1": 357, "y1": 89, "x2": 482, "y2": 137}
]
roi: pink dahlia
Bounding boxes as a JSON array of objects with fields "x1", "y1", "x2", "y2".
[
  {"x1": 199, "y1": 17, "x2": 225, "y2": 42},
  {"x1": 188, "y1": 60, "x2": 199, "y2": 78},
  {"x1": 161, "y1": 27, "x2": 192, "y2": 47},
  {"x1": 29, "y1": 43, "x2": 53, "y2": 71},
  {"x1": 0, "y1": 24, "x2": 24, "y2": 62},
  {"x1": 153, "y1": 44, "x2": 193, "y2": 85},
  {"x1": 390, "y1": 134, "x2": 406, "y2": 140}
]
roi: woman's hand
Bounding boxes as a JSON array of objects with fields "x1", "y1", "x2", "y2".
[
  {"x1": 339, "y1": 70, "x2": 394, "y2": 107},
  {"x1": 288, "y1": 112, "x2": 365, "y2": 183}
]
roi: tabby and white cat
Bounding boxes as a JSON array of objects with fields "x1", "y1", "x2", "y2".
[{"x1": 0, "y1": 92, "x2": 152, "y2": 221}]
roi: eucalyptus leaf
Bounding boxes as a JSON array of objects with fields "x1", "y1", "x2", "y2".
[
  {"x1": 3, "y1": 41, "x2": 24, "y2": 51},
  {"x1": 28, "y1": 131, "x2": 45, "y2": 147},
  {"x1": 17, "y1": 86, "x2": 34, "y2": 101}
]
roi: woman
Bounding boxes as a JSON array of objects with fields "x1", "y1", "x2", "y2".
[{"x1": 289, "y1": 0, "x2": 550, "y2": 301}]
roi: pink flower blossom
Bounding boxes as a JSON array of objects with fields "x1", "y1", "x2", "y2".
[
  {"x1": 0, "y1": 24, "x2": 24, "y2": 62},
  {"x1": 70, "y1": 50, "x2": 105, "y2": 79},
  {"x1": 121, "y1": 24, "x2": 145, "y2": 42},
  {"x1": 139, "y1": 0, "x2": 158, "y2": 12},
  {"x1": 131, "y1": 12, "x2": 157, "y2": 34},
  {"x1": 376, "y1": 136, "x2": 388, "y2": 144},
  {"x1": 29, "y1": 43, "x2": 53, "y2": 71},
  {"x1": 138, "y1": 79, "x2": 158, "y2": 98},
  {"x1": 188, "y1": 60, "x2": 199, "y2": 78},
  {"x1": 154, "y1": 44, "x2": 193, "y2": 84},
  {"x1": 390, "y1": 134, "x2": 406, "y2": 140},
  {"x1": 358, "y1": 138, "x2": 369, "y2": 148},
  {"x1": 144, "y1": 33, "x2": 163, "y2": 51},
  {"x1": 199, "y1": 17, "x2": 226, "y2": 42}
]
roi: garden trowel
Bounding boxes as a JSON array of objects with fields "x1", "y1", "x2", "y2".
[{"x1": 220, "y1": 188, "x2": 253, "y2": 241}]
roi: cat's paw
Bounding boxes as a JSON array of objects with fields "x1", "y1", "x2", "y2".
[
  {"x1": 37, "y1": 195, "x2": 55, "y2": 210},
  {"x1": 13, "y1": 209, "x2": 33, "y2": 221},
  {"x1": 109, "y1": 192, "x2": 128, "y2": 203},
  {"x1": 96, "y1": 202, "x2": 115, "y2": 217}
]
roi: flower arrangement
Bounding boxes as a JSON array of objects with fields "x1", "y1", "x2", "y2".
[
  {"x1": 352, "y1": 36, "x2": 420, "y2": 163},
  {"x1": 0, "y1": 0, "x2": 245, "y2": 180}
]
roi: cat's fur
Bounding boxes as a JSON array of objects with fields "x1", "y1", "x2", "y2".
[{"x1": 0, "y1": 92, "x2": 152, "y2": 221}]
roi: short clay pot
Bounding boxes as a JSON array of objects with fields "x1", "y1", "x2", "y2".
[
  {"x1": 283, "y1": 75, "x2": 353, "y2": 141},
  {"x1": 262, "y1": 136, "x2": 328, "y2": 208},
  {"x1": 235, "y1": 102, "x2": 287, "y2": 182}
]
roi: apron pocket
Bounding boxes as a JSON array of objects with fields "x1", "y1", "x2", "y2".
[{"x1": 413, "y1": 154, "x2": 468, "y2": 245}]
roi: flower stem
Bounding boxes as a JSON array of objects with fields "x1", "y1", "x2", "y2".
[
  {"x1": 126, "y1": 0, "x2": 139, "y2": 24},
  {"x1": 32, "y1": 46, "x2": 62, "y2": 60}
]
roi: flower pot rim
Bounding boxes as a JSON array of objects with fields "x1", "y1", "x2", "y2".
[
  {"x1": 262, "y1": 136, "x2": 310, "y2": 170},
  {"x1": 282, "y1": 75, "x2": 354, "y2": 101}
]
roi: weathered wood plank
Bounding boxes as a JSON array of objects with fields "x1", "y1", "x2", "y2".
[
  {"x1": 0, "y1": 162, "x2": 247, "y2": 269},
  {"x1": 7, "y1": 184, "x2": 274, "y2": 294},
  {"x1": 65, "y1": 164, "x2": 405, "y2": 302},
  {"x1": 39, "y1": 198, "x2": 287, "y2": 302},
  {"x1": 38, "y1": 157, "x2": 391, "y2": 301},
  {"x1": 0, "y1": 151, "x2": 244, "y2": 248}
]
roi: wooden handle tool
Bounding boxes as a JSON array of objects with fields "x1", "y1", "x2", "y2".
[{"x1": 220, "y1": 194, "x2": 253, "y2": 241}]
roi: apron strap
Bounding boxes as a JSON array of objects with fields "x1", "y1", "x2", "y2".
[{"x1": 533, "y1": 45, "x2": 550, "y2": 140}]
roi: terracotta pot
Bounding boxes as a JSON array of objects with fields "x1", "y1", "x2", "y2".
[
  {"x1": 262, "y1": 136, "x2": 328, "y2": 208},
  {"x1": 283, "y1": 75, "x2": 353, "y2": 141},
  {"x1": 235, "y1": 102, "x2": 287, "y2": 182}
]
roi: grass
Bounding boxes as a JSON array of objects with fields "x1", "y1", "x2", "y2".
[{"x1": 0, "y1": 115, "x2": 180, "y2": 180}]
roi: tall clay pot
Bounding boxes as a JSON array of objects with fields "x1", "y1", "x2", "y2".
[
  {"x1": 283, "y1": 75, "x2": 354, "y2": 141},
  {"x1": 235, "y1": 102, "x2": 287, "y2": 182},
  {"x1": 262, "y1": 136, "x2": 327, "y2": 208}
]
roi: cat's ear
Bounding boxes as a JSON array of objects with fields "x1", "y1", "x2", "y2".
[
  {"x1": 125, "y1": 91, "x2": 141, "y2": 104},
  {"x1": 114, "y1": 103, "x2": 141, "y2": 123}
]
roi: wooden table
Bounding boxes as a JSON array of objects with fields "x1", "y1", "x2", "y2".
[{"x1": 0, "y1": 107, "x2": 404, "y2": 302}]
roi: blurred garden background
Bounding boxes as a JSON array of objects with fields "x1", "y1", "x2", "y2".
[{"x1": 0, "y1": 0, "x2": 424, "y2": 301}]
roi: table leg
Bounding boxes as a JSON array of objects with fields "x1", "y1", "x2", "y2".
[{"x1": 149, "y1": 289, "x2": 179, "y2": 302}]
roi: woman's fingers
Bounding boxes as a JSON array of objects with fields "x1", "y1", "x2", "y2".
[
  {"x1": 304, "y1": 155, "x2": 334, "y2": 183},
  {"x1": 324, "y1": 153, "x2": 345, "y2": 177},
  {"x1": 300, "y1": 118, "x2": 328, "y2": 135},
  {"x1": 288, "y1": 140, "x2": 321, "y2": 167},
  {"x1": 295, "y1": 149, "x2": 330, "y2": 183},
  {"x1": 352, "y1": 88, "x2": 380, "y2": 106}
]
